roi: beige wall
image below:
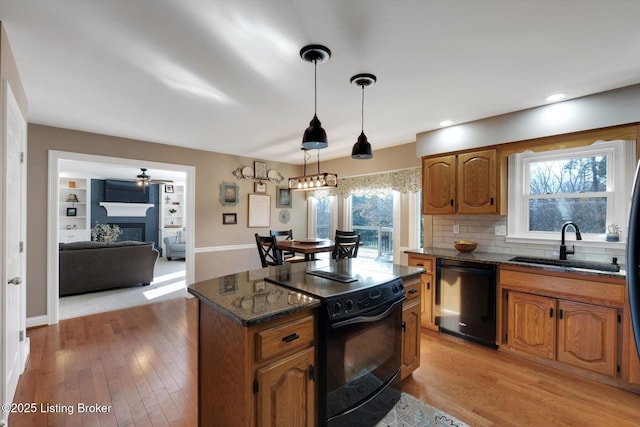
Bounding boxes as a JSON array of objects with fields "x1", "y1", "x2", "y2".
[{"x1": 26, "y1": 124, "x2": 307, "y2": 317}]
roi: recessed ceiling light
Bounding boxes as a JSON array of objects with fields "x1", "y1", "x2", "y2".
[
  {"x1": 439, "y1": 120, "x2": 454, "y2": 127},
  {"x1": 545, "y1": 93, "x2": 566, "y2": 103}
]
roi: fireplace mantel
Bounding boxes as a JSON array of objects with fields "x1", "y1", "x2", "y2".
[{"x1": 99, "y1": 202, "x2": 154, "y2": 217}]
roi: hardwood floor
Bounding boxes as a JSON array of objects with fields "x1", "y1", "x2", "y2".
[
  {"x1": 12, "y1": 298, "x2": 640, "y2": 426},
  {"x1": 403, "y1": 330, "x2": 640, "y2": 426},
  {"x1": 11, "y1": 298, "x2": 198, "y2": 426}
]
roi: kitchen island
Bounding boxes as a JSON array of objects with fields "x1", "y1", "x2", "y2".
[{"x1": 188, "y1": 258, "x2": 424, "y2": 427}]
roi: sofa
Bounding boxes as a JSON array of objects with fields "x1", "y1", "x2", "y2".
[
  {"x1": 59, "y1": 240, "x2": 159, "y2": 296},
  {"x1": 163, "y1": 234, "x2": 186, "y2": 260}
]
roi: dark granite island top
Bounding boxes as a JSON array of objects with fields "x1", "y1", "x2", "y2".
[{"x1": 188, "y1": 258, "x2": 424, "y2": 326}]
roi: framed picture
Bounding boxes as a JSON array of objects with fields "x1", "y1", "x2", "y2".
[
  {"x1": 276, "y1": 186, "x2": 292, "y2": 208},
  {"x1": 66, "y1": 207, "x2": 77, "y2": 216},
  {"x1": 254, "y1": 161, "x2": 267, "y2": 180},
  {"x1": 219, "y1": 181, "x2": 239, "y2": 206},
  {"x1": 165, "y1": 184, "x2": 174, "y2": 193},
  {"x1": 254, "y1": 182, "x2": 266, "y2": 193},
  {"x1": 248, "y1": 194, "x2": 270, "y2": 227},
  {"x1": 223, "y1": 213, "x2": 237, "y2": 225}
]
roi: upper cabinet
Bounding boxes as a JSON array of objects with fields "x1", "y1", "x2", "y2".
[{"x1": 422, "y1": 148, "x2": 505, "y2": 215}]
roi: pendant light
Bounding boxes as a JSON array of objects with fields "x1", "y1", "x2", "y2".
[
  {"x1": 288, "y1": 149, "x2": 338, "y2": 191},
  {"x1": 350, "y1": 73, "x2": 376, "y2": 159},
  {"x1": 300, "y1": 44, "x2": 331, "y2": 150}
]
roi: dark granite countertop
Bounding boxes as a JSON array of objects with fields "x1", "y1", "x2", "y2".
[
  {"x1": 405, "y1": 247, "x2": 626, "y2": 280},
  {"x1": 188, "y1": 259, "x2": 424, "y2": 327}
]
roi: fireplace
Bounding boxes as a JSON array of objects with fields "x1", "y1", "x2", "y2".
[{"x1": 110, "y1": 222, "x2": 145, "y2": 242}]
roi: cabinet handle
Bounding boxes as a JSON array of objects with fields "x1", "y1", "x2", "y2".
[
  {"x1": 549, "y1": 308, "x2": 554, "y2": 318},
  {"x1": 559, "y1": 309, "x2": 564, "y2": 320},
  {"x1": 427, "y1": 281, "x2": 431, "y2": 290},
  {"x1": 401, "y1": 321, "x2": 406, "y2": 332},
  {"x1": 408, "y1": 289, "x2": 418, "y2": 294},
  {"x1": 416, "y1": 263, "x2": 424, "y2": 267},
  {"x1": 282, "y1": 333, "x2": 300, "y2": 343},
  {"x1": 450, "y1": 199, "x2": 454, "y2": 206},
  {"x1": 490, "y1": 197, "x2": 494, "y2": 205}
]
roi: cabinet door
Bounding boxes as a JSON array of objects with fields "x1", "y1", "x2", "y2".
[
  {"x1": 422, "y1": 155, "x2": 456, "y2": 214},
  {"x1": 401, "y1": 298, "x2": 421, "y2": 380},
  {"x1": 457, "y1": 149, "x2": 497, "y2": 214},
  {"x1": 256, "y1": 347, "x2": 315, "y2": 427},
  {"x1": 421, "y1": 272, "x2": 435, "y2": 329},
  {"x1": 557, "y1": 300, "x2": 617, "y2": 377},
  {"x1": 507, "y1": 292, "x2": 556, "y2": 360}
]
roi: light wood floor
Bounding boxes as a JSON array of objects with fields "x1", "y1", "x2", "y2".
[{"x1": 12, "y1": 297, "x2": 640, "y2": 426}]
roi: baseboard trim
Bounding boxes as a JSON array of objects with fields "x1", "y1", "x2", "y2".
[{"x1": 26, "y1": 315, "x2": 49, "y2": 328}]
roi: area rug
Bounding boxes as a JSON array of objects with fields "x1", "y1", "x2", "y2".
[{"x1": 376, "y1": 392, "x2": 470, "y2": 427}]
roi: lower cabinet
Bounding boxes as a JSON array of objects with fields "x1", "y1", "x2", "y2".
[
  {"x1": 401, "y1": 273, "x2": 422, "y2": 380},
  {"x1": 256, "y1": 347, "x2": 315, "y2": 427},
  {"x1": 407, "y1": 254, "x2": 437, "y2": 330},
  {"x1": 507, "y1": 291, "x2": 617, "y2": 377},
  {"x1": 198, "y1": 304, "x2": 317, "y2": 427}
]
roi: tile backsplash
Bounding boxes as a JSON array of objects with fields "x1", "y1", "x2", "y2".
[{"x1": 431, "y1": 215, "x2": 627, "y2": 268}]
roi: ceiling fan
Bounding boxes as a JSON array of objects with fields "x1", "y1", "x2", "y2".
[{"x1": 135, "y1": 168, "x2": 173, "y2": 188}]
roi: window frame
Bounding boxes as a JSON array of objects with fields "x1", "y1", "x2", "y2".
[{"x1": 507, "y1": 140, "x2": 635, "y2": 244}]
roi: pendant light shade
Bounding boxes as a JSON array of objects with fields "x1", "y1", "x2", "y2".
[
  {"x1": 300, "y1": 45, "x2": 331, "y2": 150},
  {"x1": 350, "y1": 73, "x2": 376, "y2": 160},
  {"x1": 352, "y1": 131, "x2": 373, "y2": 159},
  {"x1": 302, "y1": 114, "x2": 327, "y2": 149}
]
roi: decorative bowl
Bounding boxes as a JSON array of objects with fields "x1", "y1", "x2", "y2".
[{"x1": 454, "y1": 241, "x2": 478, "y2": 252}]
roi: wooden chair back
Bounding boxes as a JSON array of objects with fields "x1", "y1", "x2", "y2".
[
  {"x1": 331, "y1": 230, "x2": 360, "y2": 260},
  {"x1": 255, "y1": 234, "x2": 283, "y2": 268}
]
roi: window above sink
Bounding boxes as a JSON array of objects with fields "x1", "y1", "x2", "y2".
[{"x1": 507, "y1": 139, "x2": 635, "y2": 245}]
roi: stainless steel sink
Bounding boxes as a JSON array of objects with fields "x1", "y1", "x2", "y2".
[{"x1": 508, "y1": 256, "x2": 621, "y2": 273}]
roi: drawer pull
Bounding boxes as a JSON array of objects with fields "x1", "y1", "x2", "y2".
[
  {"x1": 282, "y1": 333, "x2": 300, "y2": 343},
  {"x1": 408, "y1": 289, "x2": 418, "y2": 294},
  {"x1": 416, "y1": 263, "x2": 424, "y2": 267}
]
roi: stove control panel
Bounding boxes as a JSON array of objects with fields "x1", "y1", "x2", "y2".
[{"x1": 326, "y1": 277, "x2": 405, "y2": 321}]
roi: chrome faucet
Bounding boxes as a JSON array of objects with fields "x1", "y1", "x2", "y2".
[{"x1": 560, "y1": 221, "x2": 582, "y2": 260}]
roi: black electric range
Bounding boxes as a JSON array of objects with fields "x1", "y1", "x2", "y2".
[{"x1": 265, "y1": 259, "x2": 406, "y2": 426}]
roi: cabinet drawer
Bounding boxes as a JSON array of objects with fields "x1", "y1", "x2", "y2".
[
  {"x1": 408, "y1": 255, "x2": 434, "y2": 273},
  {"x1": 256, "y1": 315, "x2": 315, "y2": 362},
  {"x1": 404, "y1": 277, "x2": 421, "y2": 301}
]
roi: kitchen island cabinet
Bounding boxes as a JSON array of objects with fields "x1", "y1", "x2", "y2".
[
  {"x1": 401, "y1": 273, "x2": 422, "y2": 379},
  {"x1": 188, "y1": 259, "x2": 425, "y2": 426}
]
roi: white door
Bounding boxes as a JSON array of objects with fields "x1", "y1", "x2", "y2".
[{"x1": 3, "y1": 81, "x2": 27, "y2": 422}]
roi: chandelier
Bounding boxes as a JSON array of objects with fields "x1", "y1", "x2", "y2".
[{"x1": 288, "y1": 149, "x2": 337, "y2": 191}]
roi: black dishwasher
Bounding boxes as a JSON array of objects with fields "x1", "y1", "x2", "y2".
[{"x1": 435, "y1": 258, "x2": 497, "y2": 348}]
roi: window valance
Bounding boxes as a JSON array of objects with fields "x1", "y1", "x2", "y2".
[{"x1": 310, "y1": 167, "x2": 421, "y2": 199}]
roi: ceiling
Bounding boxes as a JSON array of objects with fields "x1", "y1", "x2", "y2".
[{"x1": 2, "y1": 0, "x2": 640, "y2": 166}]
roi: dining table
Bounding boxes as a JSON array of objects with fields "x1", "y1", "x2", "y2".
[{"x1": 277, "y1": 238, "x2": 335, "y2": 261}]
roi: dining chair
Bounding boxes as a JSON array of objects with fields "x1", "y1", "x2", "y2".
[
  {"x1": 270, "y1": 229, "x2": 306, "y2": 263},
  {"x1": 255, "y1": 234, "x2": 283, "y2": 268},
  {"x1": 332, "y1": 230, "x2": 361, "y2": 259}
]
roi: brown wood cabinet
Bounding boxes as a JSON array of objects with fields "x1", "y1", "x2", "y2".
[
  {"x1": 401, "y1": 273, "x2": 422, "y2": 380},
  {"x1": 422, "y1": 149, "x2": 502, "y2": 215},
  {"x1": 500, "y1": 266, "x2": 625, "y2": 383},
  {"x1": 506, "y1": 291, "x2": 617, "y2": 377},
  {"x1": 198, "y1": 303, "x2": 316, "y2": 427},
  {"x1": 407, "y1": 254, "x2": 437, "y2": 330}
]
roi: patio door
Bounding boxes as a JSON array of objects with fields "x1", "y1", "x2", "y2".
[{"x1": 350, "y1": 193, "x2": 396, "y2": 261}]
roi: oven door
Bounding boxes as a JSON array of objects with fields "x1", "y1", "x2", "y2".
[{"x1": 325, "y1": 297, "x2": 405, "y2": 425}]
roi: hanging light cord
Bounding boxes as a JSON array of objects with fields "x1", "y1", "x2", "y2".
[
  {"x1": 313, "y1": 59, "x2": 318, "y2": 115},
  {"x1": 360, "y1": 84, "x2": 365, "y2": 132}
]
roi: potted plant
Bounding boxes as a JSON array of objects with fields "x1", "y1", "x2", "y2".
[
  {"x1": 169, "y1": 208, "x2": 178, "y2": 215},
  {"x1": 91, "y1": 222, "x2": 122, "y2": 243},
  {"x1": 606, "y1": 224, "x2": 620, "y2": 242}
]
